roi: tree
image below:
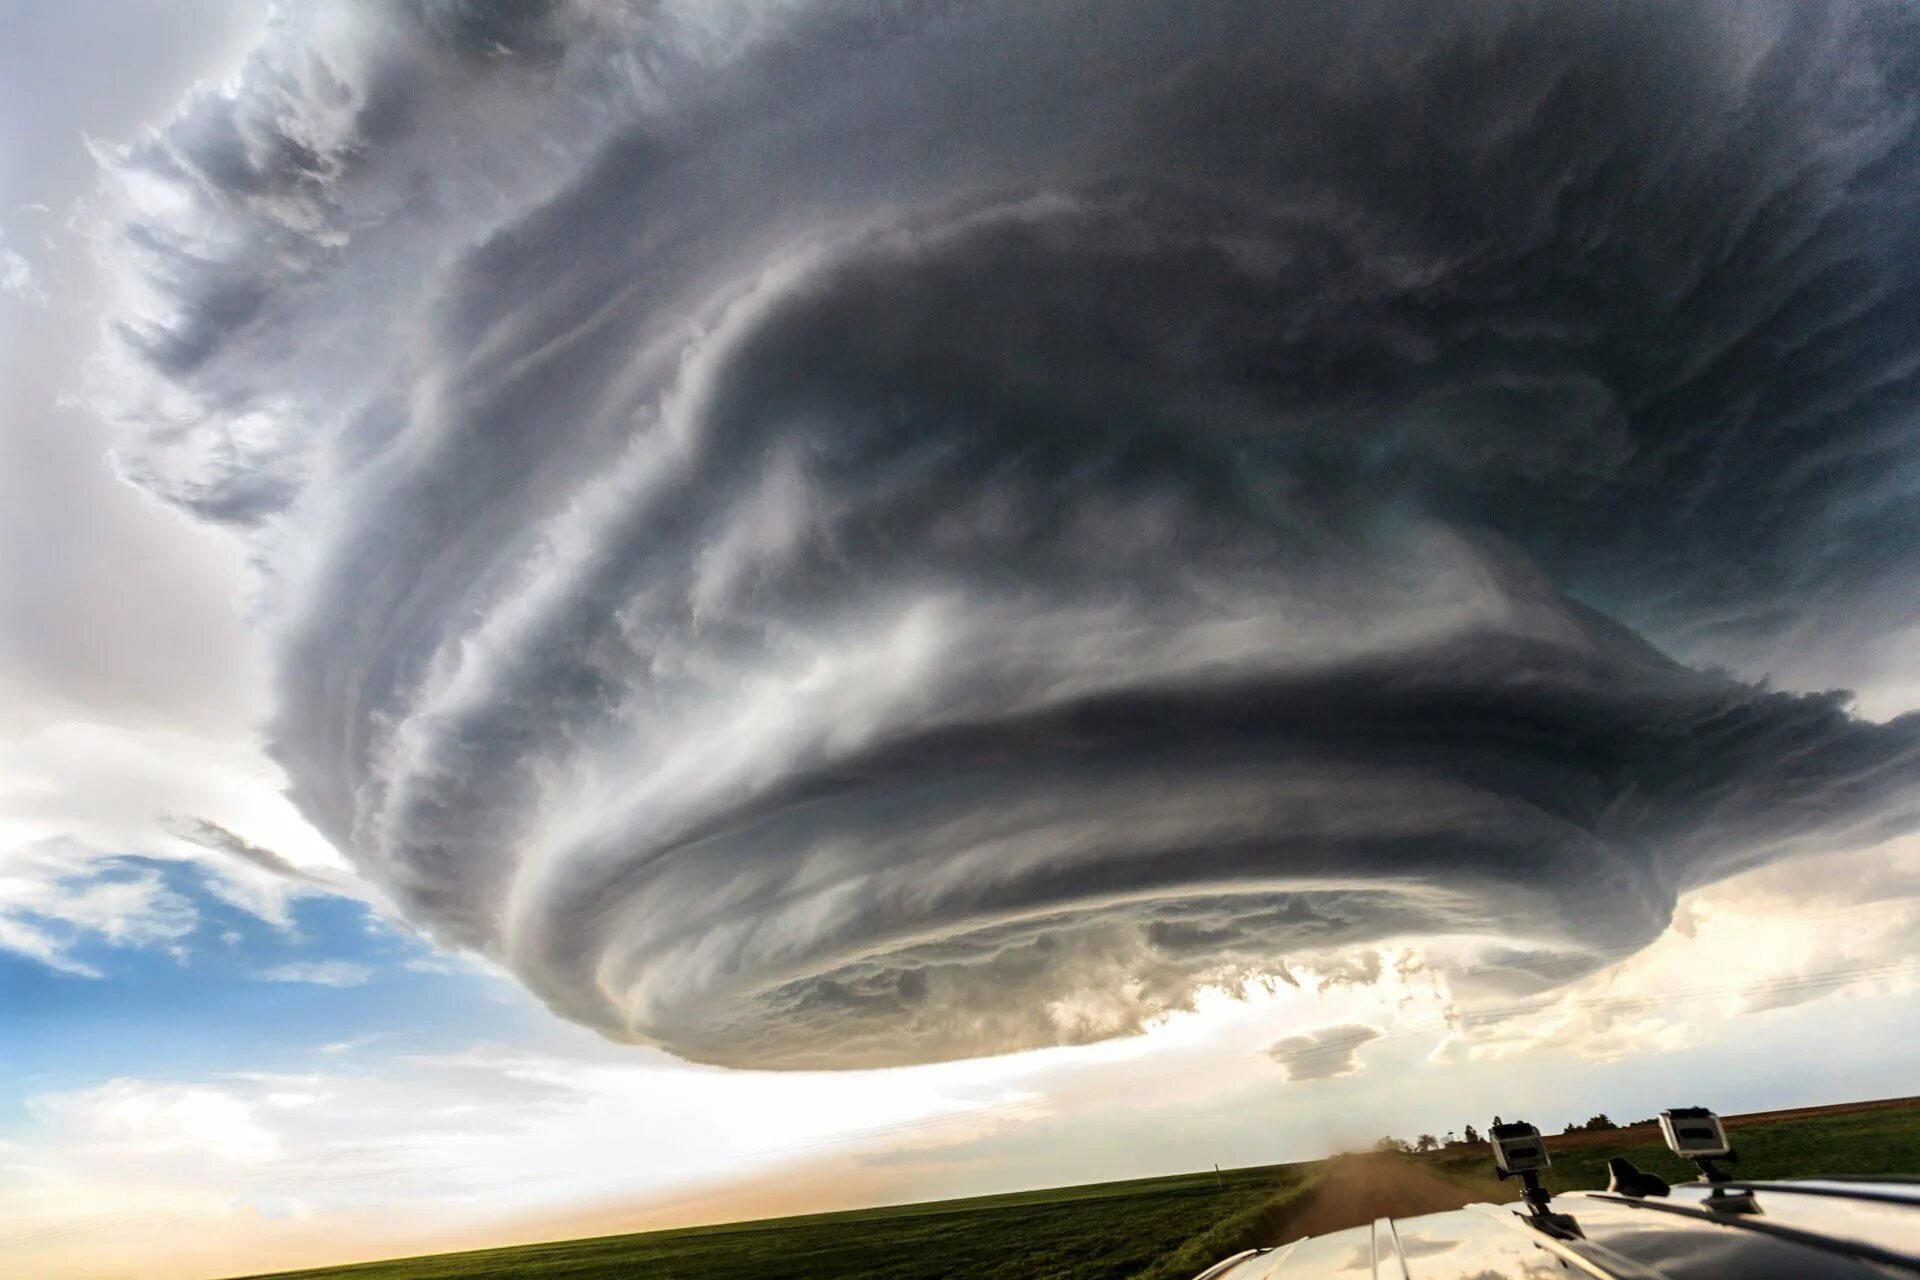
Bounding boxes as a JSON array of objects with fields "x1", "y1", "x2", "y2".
[
  {"x1": 1444, "y1": 1130, "x2": 1458, "y2": 1146},
  {"x1": 1565, "y1": 1113, "x2": 1619, "y2": 1133},
  {"x1": 1415, "y1": 1134, "x2": 1438, "y2": 1153},
  {"x1": 1372, "y1": 1135, "x2": 1411, "y2": 1154},
  {"x1": 1462, "y1": 1124, "x2": 1481, "y2": 1144}
]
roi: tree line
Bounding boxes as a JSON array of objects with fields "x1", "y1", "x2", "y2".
[{"x1": 1371, "y1": 1114, "x2": 1650, "y2": 1154}]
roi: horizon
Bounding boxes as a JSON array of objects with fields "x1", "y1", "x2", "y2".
[{"x1": 6, "y1": 3, "x2": 1920, "y2": 1278}]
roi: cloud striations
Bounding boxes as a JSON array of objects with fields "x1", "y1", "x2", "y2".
[{"x1": 96, "y1": 0, "x2": 1920, "y2": 1066}]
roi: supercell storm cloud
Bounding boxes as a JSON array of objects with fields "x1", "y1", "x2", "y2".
[{"x1": 102, "y1": 0, "x2": 1920, "y2": 1067}]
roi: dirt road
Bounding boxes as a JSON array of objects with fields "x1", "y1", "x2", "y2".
[{"x1": 1276, "y1": 1155, "x2": 1481, "y2": 1242}]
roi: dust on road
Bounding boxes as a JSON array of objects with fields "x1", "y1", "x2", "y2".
[{"x1": 1277, "y1": 1155, "x2": 1483, "y2": 1242}]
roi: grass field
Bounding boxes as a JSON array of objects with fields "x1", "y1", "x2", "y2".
[
  {"x1": 240, "y1": 1096, "x2": 1920, "y2": 1280},
  {"x1": 236, "y1": 1161, "x2": 1319, "y2": 1280}
]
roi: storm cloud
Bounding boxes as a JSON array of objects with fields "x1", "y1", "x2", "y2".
[{"x1": 98, "y1": 0, "x2": 1920, "y2": 1067}]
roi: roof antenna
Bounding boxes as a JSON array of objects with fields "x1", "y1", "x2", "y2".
[{"x1": 1605, "y1": 1156, "x2": 1670, "y2": 1198}]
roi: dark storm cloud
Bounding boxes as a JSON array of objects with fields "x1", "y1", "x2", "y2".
[
  {"x1": 401, "y1": 0, "x2": 570, "y2": 62},
  {"x1": 100, "y1": 0, "x2": 1920, "y2": 1066}
]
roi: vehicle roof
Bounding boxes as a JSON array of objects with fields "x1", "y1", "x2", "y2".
[{"x1": 1197, "y1": 1179, "x2": 1920, "y2": 1280}]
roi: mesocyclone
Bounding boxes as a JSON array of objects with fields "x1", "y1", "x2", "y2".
[{"x1": 103, "y1": 0, "x2": 1920, "y2": 1066}]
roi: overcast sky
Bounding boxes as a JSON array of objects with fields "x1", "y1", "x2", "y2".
[{"x1": 5, "y1": 3, "x2": 1920, "y2": 1278}]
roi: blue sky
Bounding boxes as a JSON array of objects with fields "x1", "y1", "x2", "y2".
[{"x1": 1, "y1": 859, "x2": 516, "y2": 1113}]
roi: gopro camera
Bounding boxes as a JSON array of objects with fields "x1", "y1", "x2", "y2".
[
  {"x1": 1660, "y1": 1107, "x2": 1732, "y2": 1160},
  {"x1": 1489, "y1": 1120, "x2": 1551, "y2": 1176}
]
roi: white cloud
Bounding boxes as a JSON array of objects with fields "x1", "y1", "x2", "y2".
[
  {"x1": 0, "y1": 914, "x2": 102, "y2": 978},
  {"x1": 0, "y1": 840, "x2": 197, "y2": 976},
  {"x1": 29, "y1": 1079, "x2": 282, "y2": 1165},
  {"x1": 1426, "y1": 838, "x2": 1920, "y2": 1065},
  {"x1": 0, "y1": 1035, "x2": 1029, "y2": 1279},
  {"x1": 0, "y1": 721, "x2": 349, "y2": 893},
  {"x1": 0, "y1": 722, "x2": 371, "y2": 976},
  {"x1": 256, "y1": 960, "x2": 372, "y2": 987},
  {"x1": 1265, "y1": 1023, "x2": 1383, "y2": 1081},
  {"x1": 0, "y1": 234, "x2": 47, "y2": 306},
  {"x1": 318, "y1": 1032, "x2": 394, "y2": 1055}
]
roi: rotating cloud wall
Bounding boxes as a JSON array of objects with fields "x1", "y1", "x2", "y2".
[{"x1": 102, "y1": 0, "x2": 1920, "y2": 1066}]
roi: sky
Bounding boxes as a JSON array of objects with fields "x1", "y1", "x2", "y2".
[{"x1": 4, "y1": 1, "x2": 1920, "y2": 1277}]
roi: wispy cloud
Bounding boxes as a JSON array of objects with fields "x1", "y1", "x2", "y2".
[
  {"x1": 0, "y1": 233, "x2": 47, "y2": 306},
  {"x1": 0, "y1": 842, "x2": 196, "y2": 977},
  {"x1": 318, "y1": 1031, "x2": 396, "y2": 1055},
  {"x1": 0, "y1": 915, "x2": 103, "y2": 978},
  {"x1": 162, "y1": 815, "x2": 338, "y2": 888},
  {"x1": 256, "y1": 960, "x2": 372, "y2": 988}
]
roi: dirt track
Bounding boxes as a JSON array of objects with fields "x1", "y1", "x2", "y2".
[{"x1": 1275, "y1": 1155, "x2": 1480, "y2": 1242}]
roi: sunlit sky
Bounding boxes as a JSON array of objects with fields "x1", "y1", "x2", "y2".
[{"x1": 6, "y1": 4, "x2": 1920, "y2": 1279}]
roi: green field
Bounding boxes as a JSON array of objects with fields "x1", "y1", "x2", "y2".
[
  {"x1": 1423, "y1": 1100, "x2": 1920, "y2": 1201},
  {"x1": 240, "y1": 1099, "x2": 1920, "y2": 1280},
  {"x1": 237, "y1": 1162, "x2": 1318, "y2": 1280}
]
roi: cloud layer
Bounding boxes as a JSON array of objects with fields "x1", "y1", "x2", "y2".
[{"x1": 98, "y1": 0, "x2": 1920, "y2": 1066}]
